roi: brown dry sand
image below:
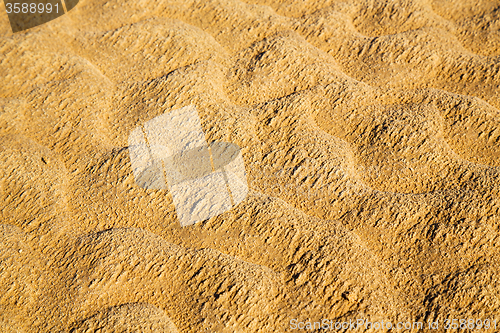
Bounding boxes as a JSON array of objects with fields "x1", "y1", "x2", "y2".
[{"x1": 1, "y1": 0, "x2": 500, "y2": 332}]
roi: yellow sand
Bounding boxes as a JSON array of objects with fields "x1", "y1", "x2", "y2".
[{"x1": 0, "y1": 0, "x2": 499, "y2": 331}]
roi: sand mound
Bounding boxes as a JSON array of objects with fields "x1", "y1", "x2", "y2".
[
  {"x1": 72, "y1": 303, "x2": 179, "y2": 333},
  {"x1": 1, "y1": 0, "x2": 499, "y2": 331}
]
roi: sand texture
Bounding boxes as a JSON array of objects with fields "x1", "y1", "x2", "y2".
[{"x1": 0, "y1": 0, "x2": 499, "y2": 331}]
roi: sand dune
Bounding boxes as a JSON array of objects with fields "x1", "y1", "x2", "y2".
[{"x1": 1, "y1": 0, "x2": 499, "y2": 331}]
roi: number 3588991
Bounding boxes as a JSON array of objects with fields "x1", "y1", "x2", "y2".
[
  {"x1": 3, "y1": 0, "x2": 77, "y2": 33},
  {"x1": 5, "y1": 2, "x2": 59, "y2": 14}
]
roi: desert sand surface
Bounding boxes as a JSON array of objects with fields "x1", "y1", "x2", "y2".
[{"x1": 0, "y1": 0, "x2": 500, "y2": 331}]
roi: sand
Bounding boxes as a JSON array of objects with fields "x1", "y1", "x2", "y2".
[{"x1": 0, "y1": 0, "x2": 499, "y2": 331}]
